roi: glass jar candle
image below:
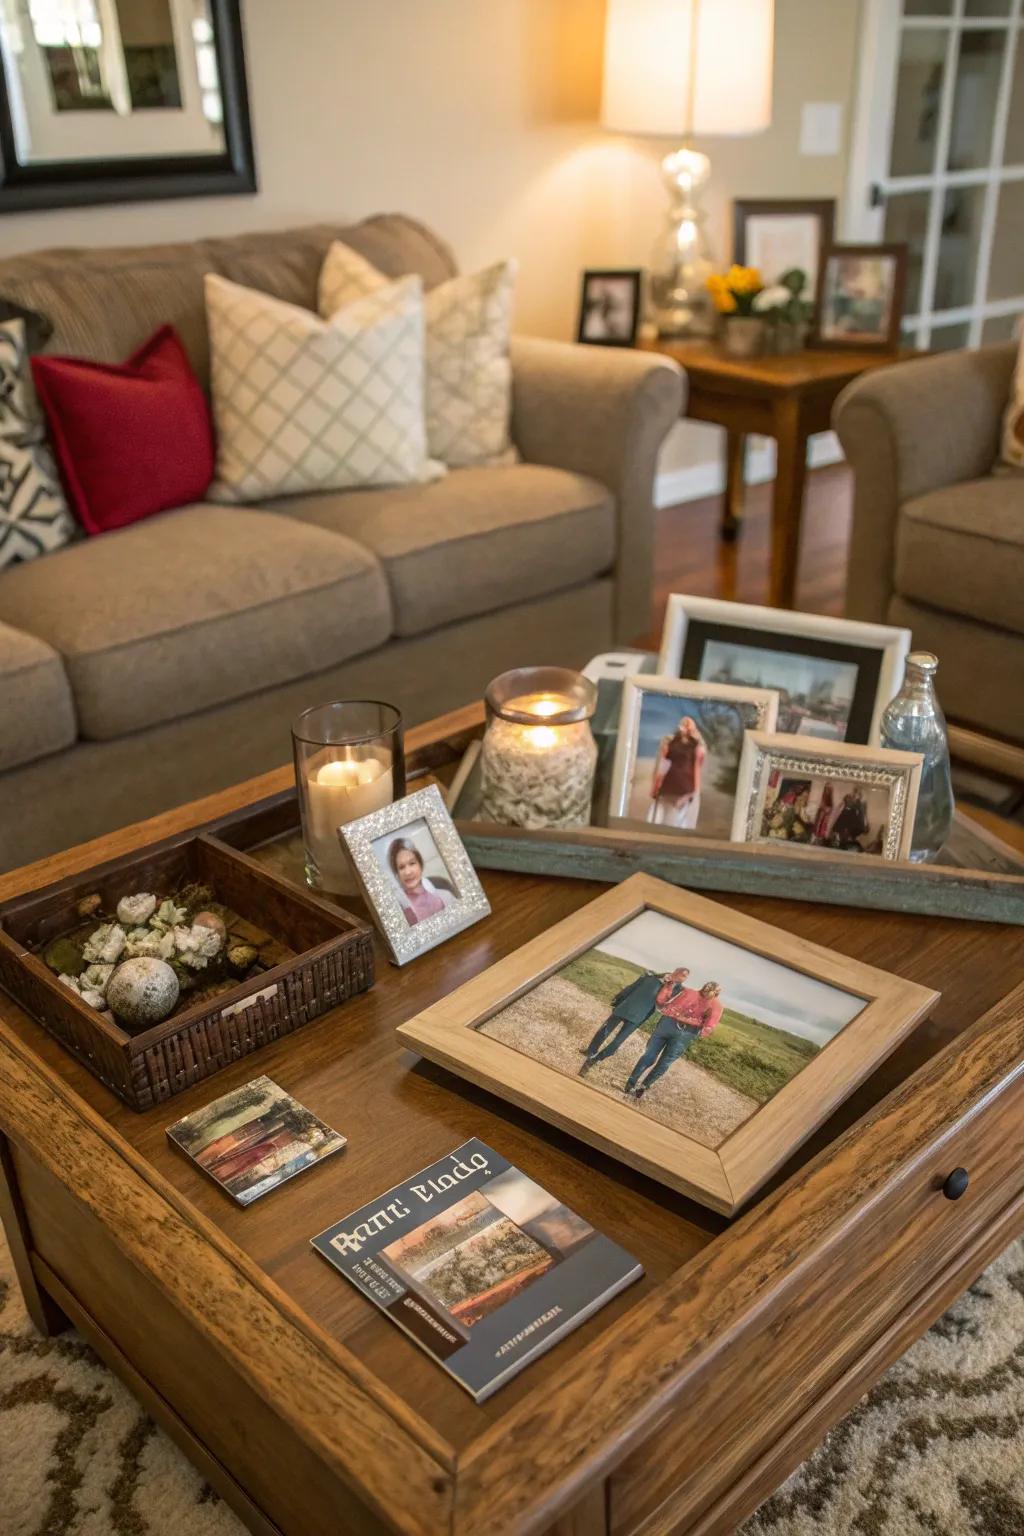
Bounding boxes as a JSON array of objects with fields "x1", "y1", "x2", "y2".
[
  {"x1": 481, "y1": 667, "x2": 598, "y2": 829},
  {"x1": 293, "y1": 701, "x2": 405, "y2": 895}
]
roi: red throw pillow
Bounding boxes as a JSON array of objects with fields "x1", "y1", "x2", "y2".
[{"x1": 31, "y1": 325, "x2": 214, "y2": 536}]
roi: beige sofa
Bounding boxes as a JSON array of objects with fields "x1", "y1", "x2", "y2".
[
  {"x1": 0, "y1": 216, "x2": 683, "y2": 871},
  {"x1": 834, "y1": 342, "x2": 1023, "y2": 747}
]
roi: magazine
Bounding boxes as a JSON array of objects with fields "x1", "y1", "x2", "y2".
[
  {"x1": 167, "y1": 1075, "x2": 346, "y2": 1205},
  {"x1": 311, "y1": 1138, "x2": 642, "y2": 1401}
]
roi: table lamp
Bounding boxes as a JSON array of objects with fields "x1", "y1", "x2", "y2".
[{"x1": 602, "y1": 0, "x2": 774, "y2": 336}]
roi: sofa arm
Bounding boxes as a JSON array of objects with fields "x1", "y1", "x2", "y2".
[
  {"x1": 509, "y1": 336, "x2": 685, "y2": 643},
  {"x1": 834, "y1": 343, "x2": 1016, "y2": 623}
]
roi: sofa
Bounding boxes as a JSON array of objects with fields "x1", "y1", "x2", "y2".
[
  {"x1": 0, "y1": 215, "x2": 684, "y2": 872},
  {"x1": 834, "y1": 342, "x2": 1024, "y2": 747}
]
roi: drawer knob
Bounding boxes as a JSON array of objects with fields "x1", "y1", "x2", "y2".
[{"x1": 943, "y1": 1167, "x2": 970, "y2": 1201}]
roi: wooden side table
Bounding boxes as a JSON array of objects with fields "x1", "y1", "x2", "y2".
[{"x1": 643, "y1": 339, "x2": 917, "y2": 610}]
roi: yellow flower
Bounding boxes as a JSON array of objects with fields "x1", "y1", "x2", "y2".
[
  {"x1": 711, "y1": 288, "x2": 737, "y2": 314},
  {"x1": 726, "y1": 265, "x2": 763, "y2": 294}
]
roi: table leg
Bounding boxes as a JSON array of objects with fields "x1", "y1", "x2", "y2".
[
  {"x1": 769, "y1": 398, "x2": 808, "y2": 609},
  {"x1": 722, "y1": 430, "x2": 745, "y2": 543},
  {"x1": 0, "y1": 1132, "x2": 68, "y2": 1337}
]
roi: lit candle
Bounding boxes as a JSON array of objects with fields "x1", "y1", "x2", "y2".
[
  {"x1": 304, "y1": 748, "x2": 394, "y2": 893},
  {"x1": 481, "y1": 671, "x2": 598, "y2": 829}
]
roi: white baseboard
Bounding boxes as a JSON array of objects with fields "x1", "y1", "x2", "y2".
[{"x1": 654, "y1": 431, "x2": 844, "y2": 509}]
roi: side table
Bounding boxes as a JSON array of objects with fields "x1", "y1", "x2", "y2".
[{"x1": 642, "y1": 338, "x2": 918, "y2": 610}]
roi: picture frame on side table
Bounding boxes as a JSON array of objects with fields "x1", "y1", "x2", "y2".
[
  {"x1": 339, "y1": 783, "x2": 490, "y2": 965},
  {"x1": 576, "y1": 269, "x2": 642, "y2": 347},
  {"x1": 397, "y1": 873, "x2": 938, "y2": 1216},
  {"x1": 732, "y1": 198, "x2": 836, "y2": 308},
  {"x1": 814, "y1": 243, "x2": 908, "y2": 352},
  {"x1": 609, "y1": 675, "x2": 779, "y2": 840},
  {"x1": 731, "y1": 734, "x2": 923, "y2": 861},
  {"x1": 657, "y1": 596, "x2": 911, "y2": 746}
]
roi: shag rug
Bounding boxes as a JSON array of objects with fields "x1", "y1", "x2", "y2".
[{"x1": 3, "y1": 1229, "x2": 1024, "y2": 1535}]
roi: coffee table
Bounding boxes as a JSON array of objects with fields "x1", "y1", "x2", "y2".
[{"x1": 2, "y1": 704, "x2": 1024, "y2": 1536}]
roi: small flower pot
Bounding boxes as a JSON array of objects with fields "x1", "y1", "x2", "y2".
[
  {"x1": 766, "y1": 320, "x2": 808, "y2": 355},
  {"x1": 722, "y1": 316, "x2": 765, "y2": 358}
]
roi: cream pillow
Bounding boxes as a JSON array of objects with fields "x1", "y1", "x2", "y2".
[
  {"x1": 1001, "y1": 329, "x2": 1024, "y2": 468},
  {"x1": 205, "y1": 272, "x2": 442, "y2": 502},
  {"x1": 318, "y1": 243, "x2": 517, "y2": 467}
]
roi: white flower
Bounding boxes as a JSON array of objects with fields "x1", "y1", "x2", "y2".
[
  {"x1": 59, "y1": 973, "x2": 106, "y2": 1009},
  {"x1": 125, "y1": 928, "x2": 176, "y2": 961},
  {"x1": 116, "y1": 892, "x2": 157, "y2": 927},
  {"x1": 753, "y1": 284, "x2": 792, "y2": 313},
  {"x1": 81, "y1": 962, "x2": 115, "y2": 994},
  {"x1": 173, "y1": 923, "x2": 223, "y2": 970},
  {"x1": 82, "y1": 923, "x2": 127, "y2": 965},
  {"x1": 150, "y1": 900, "x2": 188, "y2": 933}
]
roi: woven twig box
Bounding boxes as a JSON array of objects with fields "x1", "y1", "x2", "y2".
[{"x1": 0, "y1": 831, "x2": 374, "y2": 1110}]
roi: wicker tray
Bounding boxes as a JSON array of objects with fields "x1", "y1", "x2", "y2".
[{"x1": 0, "y1": 830, "x2": 374, "y2": 1110}]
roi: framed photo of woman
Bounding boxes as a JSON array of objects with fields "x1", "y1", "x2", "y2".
[
  {"x1": 339, "y1": 784, "x2": 490, "y2": 964},
  {"x1": 609, "y1": 676, "x2": 779, "y2": 841}
]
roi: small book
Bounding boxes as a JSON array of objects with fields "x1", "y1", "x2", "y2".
[
  {"x1": 310, "y1": 1137, "x2": 642, "y2": 1401},
  {"x1": 167, "y1": 1074, "x2": 346, "y2": 1205}
]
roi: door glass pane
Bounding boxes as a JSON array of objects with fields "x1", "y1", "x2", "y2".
[
  {"x1": 883, "y1": 191, "x2": 931, "y2": 315},
  {"x1": 947, "y1": 30, "x2": 1006, "y2": 170},
  {"x1": 1003, "y1": 34, "x2": 1024, "y2": 164},
  {"x1": 890, "y1": 29, "x2": 947, "y2": 176},
  {"x1": 934, "y1": 184, "x2": 987, "y2": 308},
  {"x1": 981, "y1": 311, "x2": 1022, "y2": 343},
  {"x1": 929, "y1": 321, "x2": 971, "y2": 350},
  {"x1": 903, "y1": 0, "x2": 952, "y2": 13},
  {"x1": 987, "y1": 180, "x2": 1024, "y2": 300},
  {"x1": 963, "y1": 0, "x2": 1011, "y2": 14}
]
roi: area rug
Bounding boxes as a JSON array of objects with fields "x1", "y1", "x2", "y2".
[{"x1": 3, "y1": 1229, "x2": 1024, "y2": 1535}]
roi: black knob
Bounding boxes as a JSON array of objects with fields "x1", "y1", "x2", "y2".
[{"x1": 943, "y1": 1167, "x2": 970, "y2": 1201}]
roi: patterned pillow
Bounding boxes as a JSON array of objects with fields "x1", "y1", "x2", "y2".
[
  {"x1": 0, "y1": 320, "x2": 74, "y2": 573},
  {"x1": 206, "y1": 273, "x2": 443, "y2": 503},
  {"x1": 1001, "y1": 328, "x2": 1024, "y2": 468},
  {"x1": 318, "y1": 243, "x2": 517, "y2": 467}
]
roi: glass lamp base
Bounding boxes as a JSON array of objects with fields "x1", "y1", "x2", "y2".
[{"x1": 649, "y1": 145, "x2": 716, "y2": 339}]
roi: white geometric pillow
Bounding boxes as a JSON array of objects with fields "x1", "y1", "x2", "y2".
[
  {"x1": 1001, "y1": 326, "x2": 1024, "y2": 468},
  {"x1": 0, "y1": 320, "x2": 74, "y2": 572},
  {"x1": 205, "y1": 272, "x2": 443, "y2": 503},
  {"x1": 318, "y1": 243, "x2": 518, "y2": 468}
]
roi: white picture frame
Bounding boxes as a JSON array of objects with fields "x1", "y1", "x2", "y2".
[
  {"x1": 609, "y1": 675, "x2": 780, "y2": 839},
  {"x1": 731, "y1": 733, "x2": 923, "y2": 861},
  {"x1": 339, "y1": 784, "x2": 491, "y2": 966},
  {"x1": 657, "y1": 596, "x2": 911, "y2": 747}
]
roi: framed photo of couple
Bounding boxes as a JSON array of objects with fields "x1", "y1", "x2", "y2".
[{"x1": 398, "y1": 874, "x2": 938, "y2": 1215}]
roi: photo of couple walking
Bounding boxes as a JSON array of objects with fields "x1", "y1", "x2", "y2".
[{"x1": 479, "y1": 910, "x2": 863, "y2": 1149}]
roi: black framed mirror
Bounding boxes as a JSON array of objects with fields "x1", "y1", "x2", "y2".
[{"x1": 0, "y1": 0, "x2": 256, "y2": 212}]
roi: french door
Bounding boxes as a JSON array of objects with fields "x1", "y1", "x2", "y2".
[{"x1": 846, "y1": 0, "x2": 1024, "y2": 349}]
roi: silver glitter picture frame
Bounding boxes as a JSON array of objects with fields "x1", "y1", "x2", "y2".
[
  {"x1": 338, "y1": 784, "x2": 491, "y2": 965},
  {"x1": 731, "y1": 733, "x2": 923, "y2": 862}
]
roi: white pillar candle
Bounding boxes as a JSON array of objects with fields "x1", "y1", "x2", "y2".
[{"x1": 304, "y1": 749, "x2": 394, "y2": 893}]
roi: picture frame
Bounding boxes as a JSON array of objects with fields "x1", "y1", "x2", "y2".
[
  {"x1": 339, "y1": 783, "x2": 490, "y2": 965},
  {"x1": 609, "y1": 675, "x2": 780, "y2": 841},
  {"x1": 397, "y1": 873, "x2": 938, "y2": 1215},
  {"x1": 657, "y1": 596, "x2": 911, "y2": 747},
  {"x1": 813, "y1": 242, "x2": 908, "y2": 352},
  {"x1": 731, "y1": 733, "x2": 923, "y2": 861},
  {"x1": 732, "y1": 198, "x2": 836, "y2": 306},
  {"x1": 576, "y1": 269, "x2": 642, "y2": 348},
  {"x1": 0, "y1": 0, "x2": 257, "y2": 212}
]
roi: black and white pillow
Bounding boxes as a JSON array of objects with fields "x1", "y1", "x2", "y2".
[{"x1": 0, "y1": 319, "x2": 74, "y2": 572}]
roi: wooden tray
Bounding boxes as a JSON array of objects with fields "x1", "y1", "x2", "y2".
[{"x1": 0, "y1": 830, "x2": 374, "y2": 1110}]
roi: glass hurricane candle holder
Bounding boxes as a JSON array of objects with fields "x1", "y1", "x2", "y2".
[
  {"x1": 481, "y1": 667, "x2": 598, "y2": 829},
  {"x1": 292, "y1": 701, "x2": 405, "y2": 896}
]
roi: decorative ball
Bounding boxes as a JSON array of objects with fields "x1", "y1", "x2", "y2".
[
  {"x1": 116, "y1": 892, "x2": 158, "y2": 927},
  {"x1": 106, "y1": 958, "x2": 180, "y2": 1028},
  {"x1": 193, "y1": 910, "x2": 227, "y2": 942}
]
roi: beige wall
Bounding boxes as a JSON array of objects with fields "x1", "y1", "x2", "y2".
[{"x1": 0, "y1": 0, "x2": 863, "y2": 487}]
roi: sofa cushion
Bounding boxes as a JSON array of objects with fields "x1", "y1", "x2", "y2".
[
  {"x1": 0, "y1": 619, "x2": 76, "y2": 771},
  {"x1": 0, "y1": 505, "x2": 392, "y2": 740},
  {"x1": 269, "y1": 464, "x2": 616, "y2": 638},
  {"x1": 896, "y1": 476, "x2": 1024, "y2": 636}
]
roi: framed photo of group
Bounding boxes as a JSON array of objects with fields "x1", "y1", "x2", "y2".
[
  {"x1": 398, "y1": 874, "x2": 938, "y2": 1215},
  {"x1": 657, "y1": 596, "x2": 911, "y2": 747}
]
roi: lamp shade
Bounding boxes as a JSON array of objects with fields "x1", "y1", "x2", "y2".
[{"x1": 601, "y1": 0, "x2": 774, "y2": 138}]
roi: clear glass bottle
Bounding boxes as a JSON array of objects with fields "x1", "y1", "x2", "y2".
[{"x1": 880, "y1": 652, "x2": 955, "y2": 863}]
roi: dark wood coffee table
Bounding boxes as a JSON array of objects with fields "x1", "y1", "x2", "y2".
[{"x1": 2, "y1": 705, "x2": 1024, "y2": 1536}]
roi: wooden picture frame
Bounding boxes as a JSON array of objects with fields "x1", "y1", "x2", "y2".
[
  {"x1": 813, "y1": 242, "x2": 908, "y2": 352},
  {"x1": 657, "y1": 596, "x2": 911, "y2": 747},
  {"x1": 576, "y1": 269, "x2": 642, "y2": 348},
  {"x1": 398, "y1": 873, "x2": 938, "y2": 1215},
  {"x1": 339, "y1": 784, "x2": 490, "y2": 966},
  {"x1": 0, "y1": 0, "x2": 256, "y2": 213},
  {"x1": 609, "y1": 674, "x2": 779, "y2": 839},
  {"x1": 731, "y1": 733, "x2": 923, "y2": 861},
  {"x1": 732, "y1": 197, "x2": 836, "y2": 302}
]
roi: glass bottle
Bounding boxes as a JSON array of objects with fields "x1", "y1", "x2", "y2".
[{"x1": 880, "y1": 653, "x2": 955, "y2": 863}]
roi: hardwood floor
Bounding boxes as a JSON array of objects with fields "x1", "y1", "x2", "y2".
[{"x1": 642, "y1": 461, "x2": 852, "y2": 648}]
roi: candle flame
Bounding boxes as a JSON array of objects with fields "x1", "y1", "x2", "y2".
[{"x1": 524, "y1": 725, "x2": 558, "y2": 749}]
